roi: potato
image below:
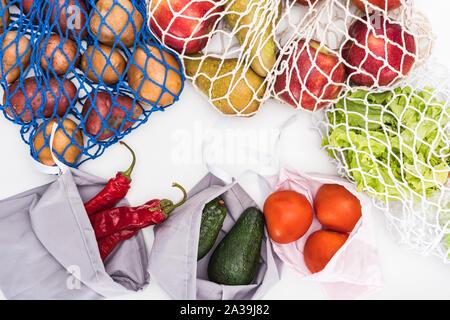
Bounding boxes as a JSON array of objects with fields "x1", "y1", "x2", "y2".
[
  {"x1": 127, "y1": 44, "x2": 182, "y2": 106},
  {"x1": 33, "y1": 118, "x2": 84, "y2": 166},
  {"x1": 81, "y1": 44, "x2": 126, "y2": 84},
  {"x1": 49, "y1": 0, "x2": 88, "y2": 40},
  {"x1": 1, "y1": 31, "x2": 32, "y2": 83},
  {"x1": 0, "y1": 0, "x2": 9, "y2": 34},
  {"x1": 40, "y1": 34, "x2": 80, "y2": 75},
  {"x1": 81, "y1": 91, "x2": 143, "y2": 140},
  {"x1": 89, "y1": 0, "x2": 143, "y2": 48},
  {"x1": 5, "y1": 77, "x2": 77, "y2": 122},
  {"x1": 21, "y1": 0, "x2": 35, "y2": 15}
]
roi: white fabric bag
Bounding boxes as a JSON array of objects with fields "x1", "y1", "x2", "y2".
[{"x1": 263, "y1": 167, "x2": 383, "y2": 299}]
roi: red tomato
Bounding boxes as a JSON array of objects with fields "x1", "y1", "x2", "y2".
[
  {"x1": 314, "y1": 184, "x2": 362, "y2": 233},
  {"x1": 263, "y1": 190, "x2": 313, "y2": 244},
  {"x1": 303, "y1": 230, "x2": 348, "y2": 273}
]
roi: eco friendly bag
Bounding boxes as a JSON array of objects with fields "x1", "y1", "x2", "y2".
[
  {"x1": 315, "y1": 62, "x2": 450, "y2": 262},
  {"x1": 149, "y1": 173, "x2": 282, "y2": 300},
  {"x1": 263, "y1": 167, "x2": 383, "y2": 299},
  {"x1": 0, "y1": 1, "x2": 185, "y2": 167},
  {"x1": 149, "y1": 0, "x2": 433, "y2": 116},
  {"x1": 0, "y1": 168, "x2": 149, "y2": 299}
]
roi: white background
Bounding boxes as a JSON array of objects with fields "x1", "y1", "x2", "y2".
[{"x1": 0, "y1": 0, "x2": 449, "y2": 300}]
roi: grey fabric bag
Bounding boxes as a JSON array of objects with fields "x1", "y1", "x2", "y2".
[
  {"x1": 149, "y1": 173, "x2": 281, "y2": 300},
  {"x1": 0, "y1": 168, "x2": 149, "y2": 300}
]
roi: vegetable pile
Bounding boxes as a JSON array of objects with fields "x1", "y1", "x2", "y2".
[
  {"x1": 323, "y1": 86, "x2": 449, "y2": 201},
  {"x1": 197, "y1": 198, "x2": 265, "y2": 286},
  {"x1": 195, "y1": 184, "x2": 362, "y2": 283},
  {"x1": 149, "y1": 0, "x2": 433, "y2": 117},
  {"x1": 263, "y1": 183, "x2": 362, "y2": 274}
]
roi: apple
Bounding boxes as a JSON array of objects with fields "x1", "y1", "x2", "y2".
[
  {"x1": 274, "y1": 39, "x2": 346, "y2": 111},
  {"x1": 350, "y1": 0, "x2": 406, "y2": 12},
  {"x1": 342, "y1": 14, "x2": 416, "y2": 87},
  {"x1": 149, "y1": 0, "x2": 222, "y2": 54},
  {"x1": 296, "y1": 0, "x2": 323, "y2": 6}
]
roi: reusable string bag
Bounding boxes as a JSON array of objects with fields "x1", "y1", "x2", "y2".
[
  {"x1": 0, "y1": 0, "x2": 184, "y2": 170},
  {"x1": 315, "y1": 61, "x2": 450, "y2": 262},
  {"x1": 147, "y1": 0, "x2": 433, "y2": 116},
  {"x1": 264, "y1": 168, "x2": 382, "y2": 299}
]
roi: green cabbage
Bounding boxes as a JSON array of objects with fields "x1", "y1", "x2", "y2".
[{"x1": 323, "y1": 86, "x2": 449, "y2": 202}]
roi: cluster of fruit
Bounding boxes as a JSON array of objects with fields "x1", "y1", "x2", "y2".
[
  {"x1": 149, "y1": 0, "x2": 416, "y2": 115},
  {"x1": 275, "y1": 9, "x2": 416, "y2": 111}
]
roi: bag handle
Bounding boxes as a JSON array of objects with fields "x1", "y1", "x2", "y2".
[{"x1": 31, "y1": 122, "x2": 69, "y2": 176}]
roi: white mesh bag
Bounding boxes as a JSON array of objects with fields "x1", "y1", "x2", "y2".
[
  {"x1": 316, "y1": 61, "x2": 449, "y2": 262},
  {"x1": 146, "y1": 0, "x2": 434, "y2": 116}
]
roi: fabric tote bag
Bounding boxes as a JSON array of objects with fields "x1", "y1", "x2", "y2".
[{"x1": 0, "y1": 168, "x2": 149, "y2": 299}]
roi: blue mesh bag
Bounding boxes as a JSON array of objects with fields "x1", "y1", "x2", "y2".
[{"x1": 0, "y1": 0, "x2": 185, "y2": 168}]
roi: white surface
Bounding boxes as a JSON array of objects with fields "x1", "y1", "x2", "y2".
[{"x1": 0, "y1": 0, "x2": 449, "y2": 300}]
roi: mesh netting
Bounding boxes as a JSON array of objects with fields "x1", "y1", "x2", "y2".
[
  {"x1": 148, "y1": 0, "x2": 433, "y2": 116},
  {"x1": 148, "y1": 0, "x2": 449, "y2": 260},
  {"x1": 0, "y1": 0, "x2": 185, "y2": 167},
  {"x1": 316, "y1": 62, "x2": 449, "y2": 262}
]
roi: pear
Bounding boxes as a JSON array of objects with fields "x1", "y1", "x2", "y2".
[
  {"x1": 225, "y1": 0, "x2": 281, "y2": 77},
  {"x1": 184, "y1": 56, "x2": 267, "y2": 116}
]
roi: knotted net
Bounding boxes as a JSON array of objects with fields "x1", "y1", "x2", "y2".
[
  {"x1": 148, "y1": 0, "x2": 433, "y2": 115},
  {"x1": 148, "y1": 0, "x2": 449, "y2": 261},
  {"x1": 0, "y1": 0, "x2": 184, "y2": 168}
]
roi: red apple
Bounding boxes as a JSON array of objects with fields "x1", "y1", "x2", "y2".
[
  {"x1": 149, "y1": 0, "x2": 222, "y2": 54},
  {"x1": 351, "y1": 0, "x2": 405, "y2": 12},
  {"x1": 274, "y1": 39, "x2": 346, "y2": 111},
  {"x1": 296, "y1": 0, "x2": 323, "y2": 6},
  {"x1": 342, "y1": 14, "x2": 416, "y2": 87}
]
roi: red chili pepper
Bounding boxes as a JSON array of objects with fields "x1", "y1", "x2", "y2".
[
  {"x1": 84, "y1": 141, "x2": 136, "y2": 216},
  {"x1": 97, "y1": 201, "x2": 165, "y2": 261},
  {"x1": 97, "y1": 229, "x2": 138, "y2": 261},
  {"x1": 92, "y1": 183, "x2": 187, "y2": 260}
]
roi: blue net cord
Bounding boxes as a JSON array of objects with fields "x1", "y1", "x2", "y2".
[{"x1": 0, "y1": 0, "x2": 186, "y2": 169}]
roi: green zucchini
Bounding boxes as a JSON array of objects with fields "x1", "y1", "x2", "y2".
[{"x1": 197, "y1": 198, "x2": 228, "y2": 260}]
